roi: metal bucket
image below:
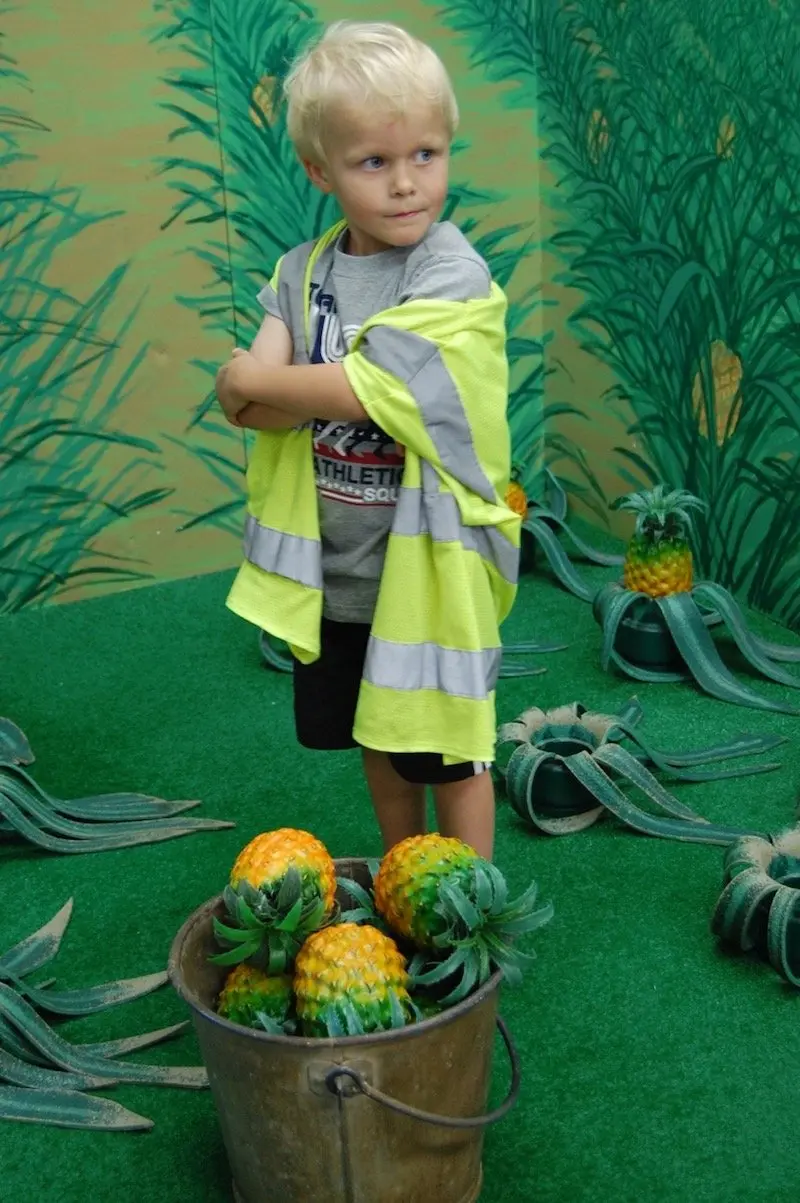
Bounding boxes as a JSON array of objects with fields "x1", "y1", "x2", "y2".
[{"x1": 168, "y1": 858, "x2": 520, "y2": 1203}]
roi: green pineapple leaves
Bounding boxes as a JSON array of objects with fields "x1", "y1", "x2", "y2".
[
  {"x1": 0, "y1": 900, "x2": 207, "y2": 1131},
  {"x1": 211, "y1": 869, "x2": 334, "y2": 973},
  {"x1": 408, "y1": 862, "x2": 554, "y2": 1005}
]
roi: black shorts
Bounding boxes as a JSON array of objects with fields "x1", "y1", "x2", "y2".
[{"x1": 293, "y1": 618, "x2": 491, "y2": 786}]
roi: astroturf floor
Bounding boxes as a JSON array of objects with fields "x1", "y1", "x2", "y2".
[{"x1": 2, "y1": 560, "x2": 799, "y2": 1203}]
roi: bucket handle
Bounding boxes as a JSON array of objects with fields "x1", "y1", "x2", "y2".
[{"x1": 324, "y1": 1015, "x2": 520, "y2": 1129}]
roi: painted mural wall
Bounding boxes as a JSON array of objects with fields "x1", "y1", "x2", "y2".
[{"x1": 2, "y1": 0, "x2": 798, "y2": 630}]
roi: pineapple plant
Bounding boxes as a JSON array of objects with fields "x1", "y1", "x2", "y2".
[
  {"x1": 613, "y1": 485, "x2": 705, "y2": 598},
  {"x1": 374, "y1": 835, "x2": 553, "y2": 1004},
  {"x1": 210, "y1": 829, "x2": 337, "y2": 973},
  {"x1": 595, "y1": 484, "x2": 800, "y2": 713},
  {"x1": 294, "y1": 923, "x2": 412, "y2": 1037},
  {"x1": 216, "y1": 963, "x2": 294, "y2": 1031}
]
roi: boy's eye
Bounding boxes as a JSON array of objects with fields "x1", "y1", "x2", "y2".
[
  {"x1": 415, "y1": 148, "x2": 435, "y2": 164},
  {"x1": 363, "y1": 156, "x2": 384, "y2": 170}
]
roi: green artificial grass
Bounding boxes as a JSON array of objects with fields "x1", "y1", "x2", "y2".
[{"x1": 2, "y1": 559, "x2": 799, "y2": 1203}]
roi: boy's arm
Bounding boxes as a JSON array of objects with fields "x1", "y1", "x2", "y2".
[
  {"x1": 219, "y1": 349, "x2": 368, "y2": 425},
  {"x1": 216, "y1": 316, "x2": 304, "y2": 430}
]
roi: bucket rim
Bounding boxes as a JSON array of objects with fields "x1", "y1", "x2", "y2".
[{"x1": 168, "y1": 892, "x2": 504, "y2": 1049}]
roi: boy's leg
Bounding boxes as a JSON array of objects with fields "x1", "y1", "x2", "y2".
[
  {"x1": 433, "y1": 772, "x2": 494, "y2": 861},
  {"x1": 362, "y1": 749, "x2": 427, "y2": 852},
  {"x1": 389, "y1": 754, "x2": 495, "y2": 861}
]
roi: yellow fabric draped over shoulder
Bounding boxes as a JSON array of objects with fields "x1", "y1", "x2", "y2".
[{"x1": 226, "y1": 222, "x2": 521, "y2": 763}]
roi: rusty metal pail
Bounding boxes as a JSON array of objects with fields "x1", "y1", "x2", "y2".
[{"x1": 168, "y1": 858, "x2": 520, "y2": 1203}]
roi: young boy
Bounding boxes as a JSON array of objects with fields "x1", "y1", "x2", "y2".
[{"x1": 215, "y1": 22, "x2": 520, "y2": 859}]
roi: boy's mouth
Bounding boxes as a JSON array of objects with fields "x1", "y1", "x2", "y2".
[{"x1": 389, "y1": 210, "x2": 423, "y2": 219}]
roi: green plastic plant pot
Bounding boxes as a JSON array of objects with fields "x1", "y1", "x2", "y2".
[
  {"x1": 613, "y1": 597, "x2": 686, "y2": 671},
  {"x1": 529, "y1": 738, "x2": 598, "y2": 816}
]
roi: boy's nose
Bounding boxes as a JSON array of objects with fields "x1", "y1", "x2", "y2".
[{"x1": 390, "y1": 166, "x2": 416, "y2": 196}]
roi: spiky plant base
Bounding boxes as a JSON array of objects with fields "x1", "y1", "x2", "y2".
[
  {"x1": 595, "y1": 582, "x2": 800, "y2": 714},
  {"x1": 0, "y1": 719, "x2": 234, "y2": 853},
  {"x1": 497, "y1": 699, "x2": 784, "y2": 842},
  {"x1": 0, "y1": 900, "x2": 207, "y2": 1130},
  {"x1": 211, "y1": 869, "x2": 336, "y2": 974},
  {"x1": 258, "y1": 631, "x2": 293, "y2": 674},
  {"x1": 713, "y1": 828, "x2": 800, "y2": 987}
]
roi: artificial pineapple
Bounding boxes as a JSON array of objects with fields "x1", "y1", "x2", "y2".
[
  {"x1": 374, "y1": 834, "x2": 552, "y2": 1003},
  {"x1": 505, "y1": 480, "x2": 529, "y2": 520},
  {"x1": 210, "y1": 828, "x2": 337, "y2": 972},
  {"x1": 294, "y1": 923, "x2": 411, "y2": 1037},
  {"x1": 614, "y1": 485, "x2": 705, "y2": 598},
  {"x1": 216, "y1": 963, "x2": 293, "y2": 1030}
]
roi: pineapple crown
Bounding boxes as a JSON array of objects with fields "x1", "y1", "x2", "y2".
[
  {"x1": 210, "y1": 867, "x2": 336, "y2": 973},
  {"x1": 613, "y1": 484, "x2": 705, "y2": 544},
  {"x1": 408, "y1": 860, "x2": 553, "y2": 1004}
]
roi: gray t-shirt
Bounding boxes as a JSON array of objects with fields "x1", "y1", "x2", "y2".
[{"x1": 257, "y1": 221, "x2": 491, "y2": 623}]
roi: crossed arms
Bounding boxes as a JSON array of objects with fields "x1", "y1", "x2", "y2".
[{"x1": 215, "y1": 315, "x2": 367, "y2": 429}]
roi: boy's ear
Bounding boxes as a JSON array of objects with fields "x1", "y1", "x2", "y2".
[{"x1": 303, "y1": 159, "x2": 333, "y2": 193}]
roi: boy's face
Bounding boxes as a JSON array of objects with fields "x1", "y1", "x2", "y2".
[{"x1": 304, "y1": 102, "x2": 450, "y2": 256}]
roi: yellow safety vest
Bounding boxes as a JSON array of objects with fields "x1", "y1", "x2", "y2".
[{"x1": 227, "y1": 221, "x2": 520, "y2": 763}]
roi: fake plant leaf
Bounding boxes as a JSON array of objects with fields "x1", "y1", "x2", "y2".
[
  {"x1": 0, "y1": 789, "x2": 233, "y2": 853},
  {"x1": 546, "y1": 512, "x2": 624, "y2": 566},
  {"x1": 79, "y1": 1023, "x2": 189, "y2": 1059},
  {"x1": 499, "y1": 661, "x2": 548, "y2": 679},
  {"x1": 746, "y1": 631, "x2": 800, "y2": 664},
  {"x1": 212, "y1": 918, "x2": 260, "y2": 945},
  {"x1": 0, "y1": 765, "x2": 199, "y2": 821},
  {"x1": 598, "y1": 585, "x2": 640, "y2": 670},
  {"x1": 766, "y1": 885, "x2": 800, "y2": 987},
  {"x1": 276, "y1": 866, "x2": 302, "y2": 912},
  {"x1": 9, "y1": 971, "x2": 169, "y2": 1017},
  {"x1": 591, "y1": 744, "x2": 713, "y2": 822},
  {"x1": 0, "y1": 773, "x2": 231, "y2": 841},
  {"x1": 501, "y1": 640, "x2": 569, "y2": 655},
  {"x1": 208, "y1": 942, "x2": 260, "y2": 966},
  {"x1": 0, "y1": 1085, "x2": 153, "y2": 1131},
  {"x1": 656, "y1": 594, "x2": 800, "y2": 714},
  {"x1": 609, "y1": 650, "x2": 686, "y2": 684},
  {"x1": 0, "y1": 720, "x2": 34, "y2": 766},
  {"x1": 691, "y1": 584, "x2": 800, "y2": 688},
  {"x1": 439, "y1": 885, "x2": 482, "y2": 932},
  {"x1": 274, "y1": 896, "x2": 306, "y2": 933},
  {"x1": 522, "y1": 517, "x2": 594, "y2": 601},
  {"x1": 0, "y1": 1047, "x2": 114, "y2": 1092},
  {"x1": 0, "y1": 984, "x2": 208, "y2": 1089},
  {"x1": 563, "y1": 752, "x2": 764, "y2": 845},
  {"x1": 711, "y1": 868, "x2": 779, "y2": 948},
  {"x1": 259, "y1": 631, "x2": 293, "y2": 673},
  {"x1": 0, "y1": 899, "x2": 74, "y2": 979}
]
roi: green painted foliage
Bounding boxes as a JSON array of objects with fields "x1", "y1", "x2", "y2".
[
  {"x1": 431, "y1": 0, "x2": 800, "y2": 629},
  {"x1": 0, "y1": 32, "x2": 171, "y2": 611}
]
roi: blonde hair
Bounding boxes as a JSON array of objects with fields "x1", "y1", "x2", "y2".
[{"x1": 284, "y1": 22, "x2": 459, "y2": 163}]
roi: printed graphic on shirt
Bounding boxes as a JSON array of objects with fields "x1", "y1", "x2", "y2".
[{"x1": 309, "y1": 281, "x2": 404, "y2": 507}]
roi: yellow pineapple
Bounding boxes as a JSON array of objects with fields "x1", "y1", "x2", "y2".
[
  {"x1": 505, "y1": 480, "x2": 529, "y2": 519},
  {"x1": 216, "y1": 963, "x2": 293, "y2": 1031},
  {"x1": 375, "y1": 835, "x2": 552, "y2": 1003},
  {"x1": 210, "y1": 829, "x2": 337, "y2": 973},
  {"x1": 294, "y1": 923, "x2": 411, "y2": 1037},
  {"x1": 614, "y1": 485, "x2": 705, "y2": 598}
]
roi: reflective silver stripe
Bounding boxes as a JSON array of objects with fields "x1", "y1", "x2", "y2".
[
  {"x1": 364, "y1": 637, "x2": 502, "y2": 700},
  {"x1": 360, "y1": 326, "x2": 496, "y2": 502},
  {"x1": 243, "y1": 514, "x2": 322, "y2": 589},
  {"x1": 393, "y1": 485, "x2": 519, "y2": 585}
]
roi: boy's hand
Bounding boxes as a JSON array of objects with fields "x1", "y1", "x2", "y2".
[{"x1": 215, "y1": 348, "x2": 260, "y2": 424}]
